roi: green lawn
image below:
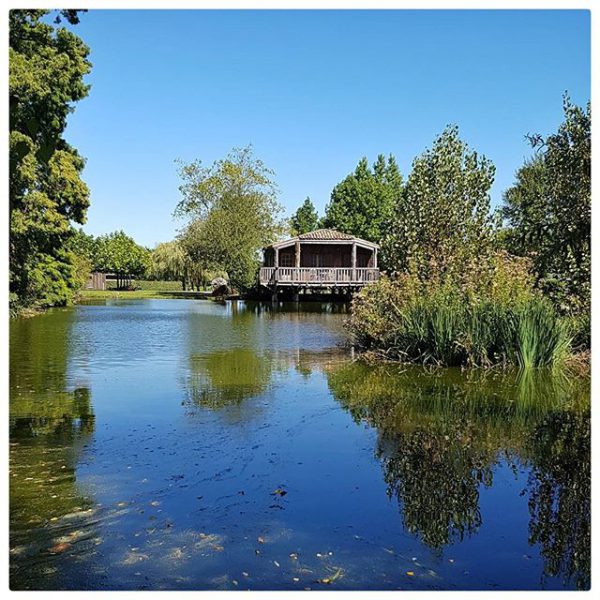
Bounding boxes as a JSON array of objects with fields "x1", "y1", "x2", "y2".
[
  {"x1": 105, "y1": 279, "x2": 186, "y2": 291},
  {"x1": 78, "y1": 280, "x2": 211, "y2": 301}
]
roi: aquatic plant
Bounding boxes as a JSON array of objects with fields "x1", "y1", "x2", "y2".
[{"x1": 348, "y1": 269, "x2": 572, "y2": 368}]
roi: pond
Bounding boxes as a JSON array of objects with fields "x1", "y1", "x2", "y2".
[{"x1": 9, "y1": 299, "x2": 590, "y2": 590}]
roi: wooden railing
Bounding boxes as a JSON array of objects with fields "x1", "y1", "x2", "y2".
[{"x1": 259, "y1": 267, "x2": 380, "y2": 286}]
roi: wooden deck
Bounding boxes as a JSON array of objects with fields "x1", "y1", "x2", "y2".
[{"x1": 259, "y1": 267, "x2": 380, "y2": 286}]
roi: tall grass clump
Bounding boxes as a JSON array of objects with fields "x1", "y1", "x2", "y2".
[
  {"x1": 513, "y1": 299, "x2": 572, "y2": 368},
  {"x1": 348, "y1": 253, "x2": 571, "y2": 369}
]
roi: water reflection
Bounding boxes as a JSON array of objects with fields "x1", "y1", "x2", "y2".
[
  {"x1": 10, "y1": 311, "x2": 97, "y2": 590},
  {"x1": 527, "y1": 411, "x2": 590, "y2": 590},
  {"x1": 9, "y1": 301, "x2": 591, "y2": 590},
  {"x1": 187, "y1": 348, "x2": 274, "y2": 407},
  {"x1": 326, "y1": 363, "x2": 590, "y2": 588},
  {"x1": 182, "y1": 301, "x2": 347, "y2": 408}
]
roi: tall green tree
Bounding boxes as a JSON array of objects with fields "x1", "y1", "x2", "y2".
[
  {"x1": 290, "y1": 197, "x2": 319, "y2": 235},
  {"x1": 383, "y1": 126, "x2": 496, "y2": 279},
  {"x1": 502, "y1": 97, "x2": 591, "y2": 314},
  {"x1": 152, "y1": 241, "x2": 188, "y2": 288},
  {"x1": 9, "y1": 10, "x2": 91, "y2": 309},
  {"x1": 94, "y1": 231, "x2": 151, "y2": 288},
  {"x1": 323, "y1": 154, "x2": 401, "y2": 243},
  {"x1": 175, "y1": 146, "x2": 285, "y2": 291}
]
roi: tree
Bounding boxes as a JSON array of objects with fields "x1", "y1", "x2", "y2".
[
  {"x1": 70, "y1": 228, "x2": 98, "y2": 263},
  {"x1": 323, "y1": 154, "x2": 401, "y2": 243},
  {"x1": 382, "y1": 126, "x2": 496, "y2": 280},
  {"x1": 174, "y1": 146, "x2": 285, "y2": 291},
  {"x1": 502, "y1": 96, "x2": 591, "y2": 314},
  {"x1": 152, "y1": 241, "x2": 188, "y2": 289},
  {"x1": 290, "y1": 197, "x2": 319, "y2": 235},
  {"x1": 94, "y1": 231, "x2": 151, "y2": 288},
  {"x1": 9, "y1": 10, "x2": 91, "y2": 309}
]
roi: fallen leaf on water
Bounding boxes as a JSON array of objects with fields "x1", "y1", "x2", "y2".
[
  {"x1": 293, "y1": 577, "x2": 300, "y2": 582},
  {"x1": 242, "y1": 572, "x2": 249, "y2": 577},
  {"x1": 49, "y1": 542, "x2": 71, "y2": 554},
  {"x1": 257, "y1": 536, "x2": 265, "y2": 544},
  {"x1": 273, "y1": 561, "x2": 280, "y2": 567},
  {"x1": 406, "y1": 571, "x2": 414, "y2": 577},
  {"x1": 317, "y1": 567, "x2": 343, "y2": 585},
  {"x1": 271, "y1": 488, "x2": 287, "y2": 496},
  {"x1": 289, "y1": 552, "x2": 298, "y2": 560}
]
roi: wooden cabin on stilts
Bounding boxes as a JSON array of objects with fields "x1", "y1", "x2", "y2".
[{"x1": 259, "y1": 229, "x2": 380, "y2": 301}]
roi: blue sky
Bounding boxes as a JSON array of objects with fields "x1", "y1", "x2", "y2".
[{"x1": 64, "y1": 9, "x2": 590, "y2": 248}]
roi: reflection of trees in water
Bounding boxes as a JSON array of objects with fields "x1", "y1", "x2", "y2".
[
  {"x1": 526, "y1": 411, "x2": 590, "y2": 590},
  {"x1": 10, "y1": 310, "x2": 96, "y2": 590},
  {"x1": 186, "y1": 348, "x2": 274, "y2": 407},
  {"x1": 326, "y1": 362, "x2": 590, "y2": 586},
  {"x1": 378, "y1": 420, "x2": 494, "y2": 549},
  {"x1": 10, "y1": 386, "x2": 95, "y2": 536}
]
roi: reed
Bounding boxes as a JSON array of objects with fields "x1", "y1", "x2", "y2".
[{"x1": 350, "y1": 291, "x2": 571, "y2": 369}]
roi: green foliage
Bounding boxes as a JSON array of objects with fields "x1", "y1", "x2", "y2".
[
  {"x1": 348, "y1": 252, "x2": 570, "y2": 368},
  {"x1": 290, "y1": 197, "x2": 319, "y2": 235},
  {"x1": 93, "y1": 231, "x2": 152, "y2": 285},
  {"x1": 502, "y1": 96, "x2": 591, "y2": 315},
  {"x1": 383, "y1": 126, "x2": 496, "y2": 278},
  {"x1": 152, "y1": 240, "x2": 187, "y2": 284},
  {"x1": 9, "y1": 10, "x2": 91, "y2": 310},
  {"x1": 175, "y1": 146, "x2": 285, "y2": 292},
  {"x1": 70, "y1": 228, "x2": 98, "y2": 263},
  {"x1": 323, "y1": 154, "x2": 401, "y2": 243}
]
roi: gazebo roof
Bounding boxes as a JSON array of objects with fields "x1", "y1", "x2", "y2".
[
  {"x1": 297, "y1": 228, "x2": 354, "y2": 241},
  {"x1": 269, "y1": 228, "x2": 378, "y2": 250}
]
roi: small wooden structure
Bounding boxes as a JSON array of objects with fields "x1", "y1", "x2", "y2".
[
  {"x1": 85, "y1": 272, "x2": 107, "y2": 291},
  {"x1": 259, "y1": 229, "x2": 380, "y2": 300}
]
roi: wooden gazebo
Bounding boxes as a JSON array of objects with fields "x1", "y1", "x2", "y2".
[{"x1": 259, "y1": 229, "x2": 380, "y2": 300}]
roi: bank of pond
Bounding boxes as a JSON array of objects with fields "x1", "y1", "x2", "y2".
[{"x1": 9, "y1": 299, "x2": 590, "y2": 590}]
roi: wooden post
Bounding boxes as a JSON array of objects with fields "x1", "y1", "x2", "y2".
[
  {"x1": 351, "y1": 242, "x2": 357, "y2": 282},
  {"x1": 295, "y1": 240, "x2": 301, "y2": 283},
  {"x1": 373, "y1": 248, "x2": 378, "y2": 268}
]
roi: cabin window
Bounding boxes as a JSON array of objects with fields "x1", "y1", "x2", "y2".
[{"x1": 280, "y1": 252, "x2": 294, "y2": 267}]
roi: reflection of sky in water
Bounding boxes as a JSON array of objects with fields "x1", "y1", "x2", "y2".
[{"x1": 9, "y1": 300, "x2": 590, "y2": 590}]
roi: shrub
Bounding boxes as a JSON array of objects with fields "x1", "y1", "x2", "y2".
[{"x1": 348, "y1": 253, "x2": 571, "y2": 368}]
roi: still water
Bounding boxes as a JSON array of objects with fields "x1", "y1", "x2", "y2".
[{"x1": 9, "y1": 299, "x2": 590, "y2": 590}]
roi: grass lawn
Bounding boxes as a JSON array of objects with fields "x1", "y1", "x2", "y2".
[{"x1": 78, "y1": 280, "x2": 211, "y2": 301}]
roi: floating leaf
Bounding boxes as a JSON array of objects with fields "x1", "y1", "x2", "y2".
[{"x1": 48, "y1": 542, "x2": 71, "y2": 554}]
